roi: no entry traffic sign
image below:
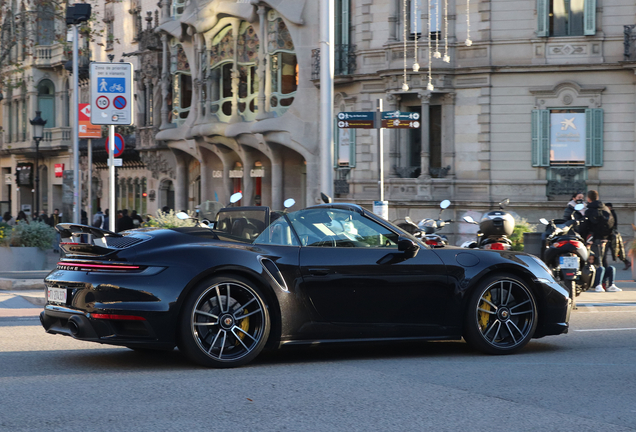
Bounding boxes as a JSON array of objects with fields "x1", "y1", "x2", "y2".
[{"x1": 105, "y1": 133, "x2": 125, "y2": 157}]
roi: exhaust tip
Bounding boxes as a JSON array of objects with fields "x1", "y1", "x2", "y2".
[{"x1": 68, "y1": 316, "x2": 82, "y2": 337}]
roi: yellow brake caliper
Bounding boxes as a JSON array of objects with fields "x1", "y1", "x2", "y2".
[
  {"x1": 478, "y1": 292, "x2": 492, "y2": 330},
  {"x1": 234, "y1": 308, "x2": 250, "y2": 344}
]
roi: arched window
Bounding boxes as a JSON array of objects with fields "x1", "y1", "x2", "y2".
[
  {"x1": 267, "y1": 13, "x2": 297, "y2": 115},
  {"x1": 237, "y1": 22, "x2": 259, "y2": 121},
  {"x1": 170, "y1": 40, "x2": 192, "y2": 126},
  {"x1": 37, "y1": 79, "x2": 56, "y2": 128},
  {"x1": 209, "y1": 26, "x2": 234, "y2": 122},
  {"x1": 63, "y1": 80, "x2": 70, "y2": 127}
]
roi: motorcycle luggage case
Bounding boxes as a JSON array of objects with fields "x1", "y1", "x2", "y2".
[{"x1": 479, "y1": 211, "x2": 515, "y2": 237}]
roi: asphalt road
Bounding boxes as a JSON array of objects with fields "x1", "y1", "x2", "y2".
[{"x1": 1, "y1": 305, "x2": 635, "y2": 432}]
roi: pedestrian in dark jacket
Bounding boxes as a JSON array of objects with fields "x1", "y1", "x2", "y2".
[
  {"x1": 116, "y1": 209, "x2": 135, "y2": 232},
  {"x1": 563, "y1": 192, "x2": 586, "y2": 219},
  {"x1": 605, "y1": 203, "x2": 630, "y2": 270},
  {"x1": 581, "y1": 190, "x2": 620, "y2": 292}
]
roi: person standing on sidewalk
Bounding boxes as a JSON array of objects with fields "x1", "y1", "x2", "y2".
[
  {"x1": 605, "y1": 203, "x2": 631, "y2": 271},
  {"x1": 581, "y1": 190, "x2": 621, "y2": 292}
]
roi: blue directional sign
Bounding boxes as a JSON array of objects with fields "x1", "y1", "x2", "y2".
[
  {"x1": 337, "y1": 111, "x2": 375, "y2": 129},
  {"x1": 381, "y1": 110, "x2": 421, "y2": 129},
  {"x1": 97, "y1": 77, "x2": 126, "y2": 93}
]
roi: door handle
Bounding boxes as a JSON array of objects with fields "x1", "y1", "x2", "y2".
[{"x1": 308, "y1": 268, "x2": 330, "y2": 276}]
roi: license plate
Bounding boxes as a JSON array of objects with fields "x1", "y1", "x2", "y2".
[
  {"x1": 47, "y1": 287, "x2": 67, "y2": 304},
  {"x1": 559, "y1": 256, "x2": 579, "y2": 269}
]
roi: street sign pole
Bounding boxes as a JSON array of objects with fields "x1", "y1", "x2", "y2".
[
  {"x1": 72, "y1": 23, "x2": 80, "y2": 224},
  {"x1": 376, "y1": 99, "x2": 384, "y2": 202},
  {"x1": 109, "y1": 125, "x2": 115, "y2": 232}
]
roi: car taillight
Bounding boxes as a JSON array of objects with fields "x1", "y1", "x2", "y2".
[
  {"x1": 91, "y1": 313, "x2": 146, "y2": 321},
  {"x1": 57, "y1": 262, "x2": 141, "y2": 271},
  {"x1": 425, "y1": 240, "x2": 439, "y2": 246},
  {"x1": 554, "y1": 240, "x2": 584, "y2": 249},
  {"x1": 484, "y1": 243, "x2": 508, "y2": 250}
]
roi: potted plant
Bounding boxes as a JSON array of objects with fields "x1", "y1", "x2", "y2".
[{"x1": 0, "y1": 221, "x2": 56, "y2": 271}]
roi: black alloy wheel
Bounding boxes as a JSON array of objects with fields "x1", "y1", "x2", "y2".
[
  {"x1": 464, "y1": 274, "x2": 537, "y2": 355},
  {"x1": 179, "y1": 275, "x2": 270, "y2": 368}
]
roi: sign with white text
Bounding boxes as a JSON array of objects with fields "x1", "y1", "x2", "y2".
[{"x1": 550, "y1": 112, "x2": 585, "y2": 163}]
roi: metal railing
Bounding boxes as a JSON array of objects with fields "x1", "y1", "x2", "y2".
[{"x1": 311, "y1": 44, "x2": 357, "y2": 79}]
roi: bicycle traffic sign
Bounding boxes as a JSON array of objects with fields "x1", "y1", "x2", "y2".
[
  {"x1": 105, "y1": 133, "x2": 125, "y2": 157},
  {"x1": 90, "y1": 62, "x2": 134, "y2": 126}
]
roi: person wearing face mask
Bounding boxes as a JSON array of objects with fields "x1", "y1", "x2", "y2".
[{"x1": 563, "y1": 191, "x2": 586, "y2": 220}]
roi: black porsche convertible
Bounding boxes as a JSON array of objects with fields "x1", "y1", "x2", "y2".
[{"x1": 41, "y1": 202, "x2": 571, "y2": 367}]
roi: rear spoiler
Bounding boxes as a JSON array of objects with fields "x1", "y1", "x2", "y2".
[{"x1": 56, "y1": 223, "x2": 123, "y2": 256}]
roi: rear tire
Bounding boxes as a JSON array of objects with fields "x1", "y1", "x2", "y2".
[
  {"x1": 178, "y1": 275, "x2": 270, "y2": 368},
  {"x1": 463, "y1": 274, "x2": 537, "y2": 355}
]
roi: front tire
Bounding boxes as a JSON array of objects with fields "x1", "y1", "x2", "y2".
[
  {"x1": 178, "y1": 275, "x2": 271, "y2": 368},
  {"x1": 463, "y1": 274, "x2": 537, "y2": 355}
]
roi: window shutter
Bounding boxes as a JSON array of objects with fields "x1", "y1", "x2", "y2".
[
  {"x1": 536, "y1": 0, "x2": 549, "y2": 37},
  {"x1": 585, "y1": 108, "x2": 603, "y2": 167},
  {"x1": 584, "y1": 0, "x2": 596, "y2": 36},
  {"x1": 531, "y1": 109, "x2": 550, "y2": 167}
]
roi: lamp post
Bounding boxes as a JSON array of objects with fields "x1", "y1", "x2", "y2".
[{"x1": 30, "y1": 111, "x2": 47, "y2": 220}]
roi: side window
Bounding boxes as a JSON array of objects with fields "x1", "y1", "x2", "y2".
[
  {"x1": 254, "y1": 217, "x2": 299, "y2": 246},
  {"x1": 288, "y1": 209, "x2": 399, "y2": 248}
]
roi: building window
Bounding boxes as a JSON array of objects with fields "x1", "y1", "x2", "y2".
[
  {"x1": 537, "y1": 0, "x2": 596, "y2": 37},
  {"x1": 429, "y1": 105, "x2": 442, "y2": 171},
  {"x1": 237, "y1": 22, "x2": 259, "y2": 121},
  {"x1": 171, "y1": 40, "x2": 192, "y2": 125},
  {"x1": 105, "y1": 19, "x2": 114, "y2": 50},
  {"x1": 172, "y1": 0, "x2": 186, "y2": 17},
  {"x1": 37, "y1": 79, "x2": 56, "y2": 128},
  {"x1": 37, "y1": 2, "x2": 55, "y2": 45},
  {"x1": 21, "y1": 96, "x2": 26, "y2": 141},
  {"x1": 268, "y1": 13, "x2": 297, "y2": 115},
  {"x1": 531, "y1": 108, "x2": 603, "y2": 167},
  {"x1": 129, "y1": 3, "x2": 142, "y2": 41},
  {"x1": 7, "y1": 100, "x2": 13, "y2": 144}
]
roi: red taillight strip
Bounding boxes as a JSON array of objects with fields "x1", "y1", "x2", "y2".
[
  {"x1": 60, "y1": 242, "x2": 82, "y2": 245},
  {"x1": 91, "y1": 313, "x2": 146, "y2": 321},
  {"x1": 57, "y1": 262, "x2": 140, "y2": 270}
]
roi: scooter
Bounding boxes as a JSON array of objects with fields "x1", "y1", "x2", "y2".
[
  {"x1": 539, "y1": 203, "x2": 595, "y2": 299},
  {"x1": 396, "y1": 200, "x2": 453, "y2": 247},
  {"x1": 461, "y1": 199, "x2": 514, "y2": 250}
]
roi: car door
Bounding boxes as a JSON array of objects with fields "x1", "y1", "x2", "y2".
[{"x1": 288, "y1": 207, "x2": 451, "y2": 336}]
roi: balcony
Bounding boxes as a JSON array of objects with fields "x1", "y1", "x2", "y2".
[
  {"x1": 624, "y1": 25, "x2": 636, "y2": 61},
  {"x1": 0, "y1": 127, "x2": 71, "y2": 155},
  {"x1": 34, "y1": 44, "x2": 66, "y2": 69},
  {"x1": 311, "y1": 45, "x2": 357, "y2": 80}
]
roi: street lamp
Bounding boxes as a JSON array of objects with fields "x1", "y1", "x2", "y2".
[{"x1": 30, "y1": 111, "x2": 47, "y2": 220}]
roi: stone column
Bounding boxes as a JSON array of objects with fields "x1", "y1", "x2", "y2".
[
  {"x1": 229, "y1": 20, "x2": 241, "y2": 123},
  {"x1": 256, "y1": 5, "x2": 271, "y2": 120},
  {"x1": 386, "y1": 93, "x2": 400, "y2": 176},
  {"x1": 173, "y1": 150, "x2": 188, "y2": 211},
  {"x1": 160, "y1": 33, "x2": 170, "y2": 129},
  {"x1": 419, "y1": 91, "x2": 431, "y2": 179},
  {"x1": 387, "y1": 0, "x2": 399, "y2": 42},
  {"x1": 268, "y1": 144, "x2": 283, "y2": 210}
]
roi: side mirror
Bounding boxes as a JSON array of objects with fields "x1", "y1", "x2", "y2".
[
  {"x1": 404, "y1": 215, "x2": 418, "y2": 227},
  {"x1": 176, "y1": 212, "x2": 190, "y2": 220},
  {"x1": 320, "y1": 192, "x2": 332, "y2": 204},
  {"x1": 499, "y1": 198, "x2": 510, "y2": 209},
  {"x1": 398, "y1": 236, "x2": 419, "y2": 258},
  {"x1": 540, "y1": 218, "x2": 549, "y2": 225},
  {"x1": 440, "y1": 200, "x2": 451, "y2": 209},
  {"x1": 463, "y1": 215, "x2": 477, "y2": 224},
  {"x1": 230, "y1": 192, "x2": 242, "y2": 204},
  {"x1": 284, "y1": 198, "x2": 295, "y2": 209}
]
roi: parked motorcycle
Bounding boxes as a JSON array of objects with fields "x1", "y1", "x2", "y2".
[
  {"x1": 461, "y1": 198, "x2": 514, "y2": 250},
  {"x1": 396, "y1": 200, "x2": 453, "y2": 247},
  {"x1": 539, "y1": 203, "x2": 595, "y2": 299}
]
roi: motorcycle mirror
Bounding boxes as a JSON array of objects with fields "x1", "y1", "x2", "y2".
[
  {"x1": 176, "y1": 212, "x2": 190, "y2": 220},
  {"x1": 463, "y1": 215, "x2": 476, "y2": 224},
  {"x1": 284, "y1": 198, "x2": 296, "y2": 209},
  {"x1": 574, "y1": 203, "x2": 585, "y2": 211},
  {"x1": 405, "y1": 215, "x2": 418, "y2": 227},
  {"x1": 320, "y1": 192, "x2": 332, "y2": 204},
  {"x1": 229, "y1": 192, "x2": 242, "y2": 204},
  {"x1": 440, "y1": 200, "x2": 451, "y2": 209},
  {"x1": 539, "y1": 218, "x2": 549, "y2": 225},
  {"x1": 499, "y1": 198, "x2": 510, "y2": 209}
]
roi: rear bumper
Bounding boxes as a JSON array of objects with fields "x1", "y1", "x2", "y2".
[{"x1": 40, "y1": 305, "x2": 173, "y2": 349}]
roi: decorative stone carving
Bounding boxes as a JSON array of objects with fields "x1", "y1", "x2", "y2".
[{"x1": 140, "y1": 151, "x2": 175, "y2": 180}]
